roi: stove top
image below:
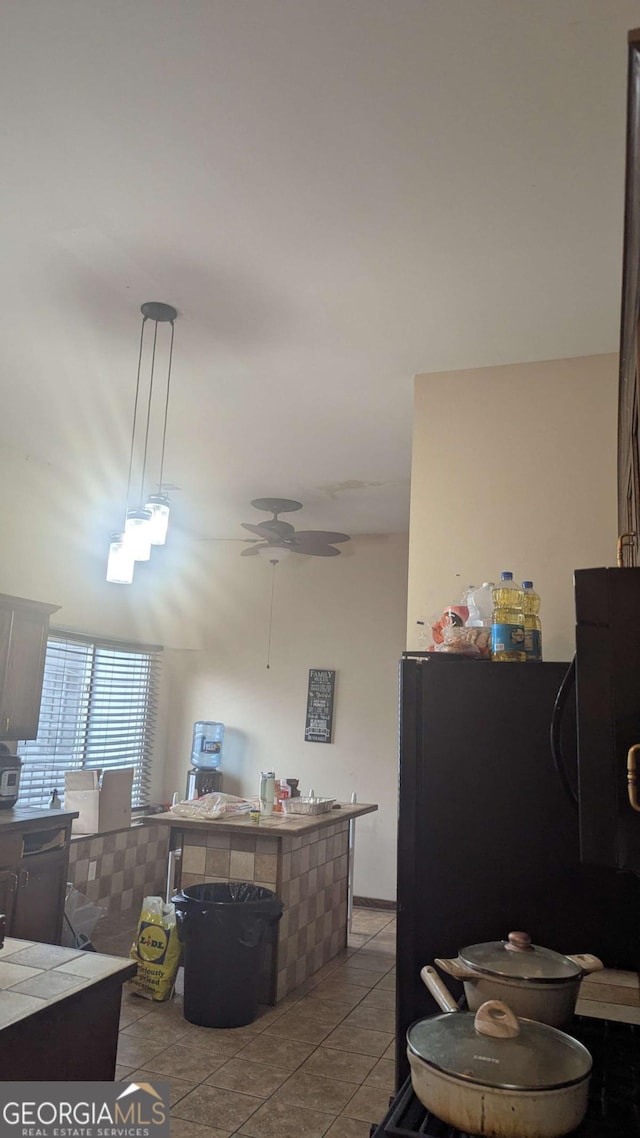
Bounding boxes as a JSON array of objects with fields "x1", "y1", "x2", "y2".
[{"x1": 373, "y1": 1016, "x2": 640, "y2": 1137}]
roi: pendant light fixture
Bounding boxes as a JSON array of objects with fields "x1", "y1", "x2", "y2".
[{"x1": 106, "y1": 301, "x2": 178, "y2": 584}]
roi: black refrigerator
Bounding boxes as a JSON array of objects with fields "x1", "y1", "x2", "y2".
[{"x1": 395, "y1": 654, "x2": 640, "y2": 1087}]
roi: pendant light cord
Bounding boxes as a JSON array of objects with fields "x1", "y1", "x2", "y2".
[
  {"x1": 266, "y1": 560, "x2": 278, "y2": 669},
  {"x1": 157, "y1": 319, "x2": 175, "y2": 492},
  {"x1": 125, "y1": 315, "x2": 147, "y2": 516},
  {"x1": 139, "y1": 319, "x2": 159, "y2": 504}
]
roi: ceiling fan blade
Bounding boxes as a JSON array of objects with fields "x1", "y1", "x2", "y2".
[
  {"x1": 292, "y1": 530, "x2": 351, "y2": 546},
  {"x1": 241, "y1": 520, "x2": 295, "y2": 540},
  {"x1": 260, "y1": 519, "x2": 296, "y2": 539},
  {"x1": 241, "y1": 544, "x2": 263, "y2": 556},
  {"x1": 242, "y1": 522, "x2": 271, "y2": 537},
  {"x1": 292, "y1": 542, "x2": 342, "y2": 556}
]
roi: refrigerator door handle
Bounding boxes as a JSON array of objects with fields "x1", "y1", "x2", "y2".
[
  {"x1": 627, "y1": 745, "x2": 640, "y2": 812},
  {"x1": 617, "y1": 532, "x2": 637, "y2": 567},
  {"x1": 550, "y1": 656, "x2": 578, "y2": 810}
]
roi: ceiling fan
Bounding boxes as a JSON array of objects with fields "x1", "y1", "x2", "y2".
[{"x1": 240, "y1": 498, "x2": 350, "y2": 558}]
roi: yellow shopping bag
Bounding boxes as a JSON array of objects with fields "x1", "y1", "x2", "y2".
[{"x1": 129, "y1": 896, "x2": 182, "y2": 1001}]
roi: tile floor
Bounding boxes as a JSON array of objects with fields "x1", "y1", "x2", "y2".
[{"x1": 115, "y1": 907, "x2": 396, "y2": 1138}]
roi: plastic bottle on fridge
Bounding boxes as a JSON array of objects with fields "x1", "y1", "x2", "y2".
[
  {"x1": 522, "y1": 581, "x2": 543, "y2": 662},
  {"x1": 491, "y1": 572, "x2": 526, "y2": 662},
  {"x1": 466, "y1": 583, "x2": 495, "y2": 626}
]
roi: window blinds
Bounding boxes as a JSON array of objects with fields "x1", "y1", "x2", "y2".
[{"x1": 18, "y1": 631, "x2": 161, "y2": 809}]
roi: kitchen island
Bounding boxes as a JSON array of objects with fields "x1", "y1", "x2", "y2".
[
  {"x1": 152, "y1": 802, "x2": 377, "y2": 1001},
  {"x1": 0, "y1": 937, "x2": 136, "y2": 1079}
]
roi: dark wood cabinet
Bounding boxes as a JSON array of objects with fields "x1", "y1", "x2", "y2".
[
  {"x1": 0, "y1": 811, "x2": 76, "y2": 944},
  {"x1": 0, "y1": 967, "x2": 136, "y2": 1080},
  {"x1": 617, "y1": 30, "x2": 640, "y2": 566},
  {"x1": 0, "y1": 867, "x2": 18, "y2": 929},
  {"x1": 0, "y1": 593, "x2": 59, "y2": 740},
  {"x1": 11, "y1": 847, "x2": 69, "y2": 944}
]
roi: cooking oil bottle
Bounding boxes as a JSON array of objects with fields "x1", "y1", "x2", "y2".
[
  {"x1": 491, "y1": 572, "x2": 526, "y2": 662},
  {"x1": 522, "y1": 580, "x2": 542, "y2": 662}
]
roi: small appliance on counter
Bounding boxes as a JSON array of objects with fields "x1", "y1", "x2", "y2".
[
  {"x1": 185, "y1": 720, "x2": 224, "y2": 800},
  {"x1": 0, "y1": 745, "x2": 21, "y2": 809}
]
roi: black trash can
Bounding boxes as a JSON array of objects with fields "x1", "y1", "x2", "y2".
[{"x1": 173, "y1": 882, "x2": 283, "y2": 1028}]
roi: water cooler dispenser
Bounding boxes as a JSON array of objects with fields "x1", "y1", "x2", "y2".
[{"x1": 186, "y1": 721, "x2": 224, "y2": 799}]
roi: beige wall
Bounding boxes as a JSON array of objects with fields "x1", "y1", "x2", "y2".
[
  {"x1": 162, "y1": 533, "x2": 408, "y2": 902},
  {"x1": 0, "y1": 439, "x2": 407, "y2": 900},
  {"x1": 408, "y1": 355, "x2": 619, "y2": 660}
]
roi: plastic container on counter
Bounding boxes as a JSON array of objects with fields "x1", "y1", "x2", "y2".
[{"x1": 190, "y1": 721, "x2": 225, "y2": 769}]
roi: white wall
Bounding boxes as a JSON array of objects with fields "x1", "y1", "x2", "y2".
[
  {"x1": 0, "y1": 439, "x2": 407, "y2": 900},
  {"x1": 408, "y1": 355, "x2": 619, "y2": 660},
  {"x1": 162, "y1": 533, "x2": 408, "y2": 902}
]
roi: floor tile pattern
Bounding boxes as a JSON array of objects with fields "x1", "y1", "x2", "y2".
[{"x1": 116, "y1": 907, "x2": 396, "y2": 1137}]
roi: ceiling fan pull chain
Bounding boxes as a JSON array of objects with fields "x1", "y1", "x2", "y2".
[{"x1": 266, "y1": 559, "x2": 278, "y2": 669}]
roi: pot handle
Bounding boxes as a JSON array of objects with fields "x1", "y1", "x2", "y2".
[
  {"x1": 420, "y1": 965, "x2": 460, "y2": 1013},
  {"x1": 434, "y1": 956, "x2": 476, "y2": 981},
  {"x1": 474, "y1": 1000, "x2": 520, "y2": 1039},
  {"x1": 566, "y1": 953, "x2": 604, "y2": 975}
]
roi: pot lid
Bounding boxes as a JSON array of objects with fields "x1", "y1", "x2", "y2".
[
  {"x1": 407, "y1": 1005, "x2": 592, "y2": 1091},
  {"x1": 459, "y1": 931, "x2": 582, "y2": 982}
]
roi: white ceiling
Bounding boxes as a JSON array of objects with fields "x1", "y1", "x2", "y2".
[{"x1": 1, "y1": 1, "x2": 638, "y2": 547}]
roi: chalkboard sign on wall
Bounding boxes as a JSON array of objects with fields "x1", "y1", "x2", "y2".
[{"x1": 304, "y1": 669, "x2": 336, "y2": 743}]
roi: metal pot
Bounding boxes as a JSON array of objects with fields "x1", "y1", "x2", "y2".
[
  {"x1": 434, "y1": 930, "x2": 603, "y2": 1028},
  {"x1": 409, "y1": 967, "x2": 592, "y2": 1138}
]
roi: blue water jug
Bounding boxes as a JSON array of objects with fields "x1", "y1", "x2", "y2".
[{"x1": 191, "y1": 721, "x2": 224, "y2": 768}]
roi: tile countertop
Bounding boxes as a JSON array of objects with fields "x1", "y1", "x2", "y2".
[
  {"x1": 144, "y1": 801, "x2": 378, "y2": 836},
  {"x1": 0, "y1": 806, "x2": 78, "y2": 829},
  {"x1": 0, "y1": 938, "x2": 136, "y2": 1031}
]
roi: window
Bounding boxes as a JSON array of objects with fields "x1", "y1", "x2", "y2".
[{"x1": 18, "y1": 631, "x2": 161, "y2": 809}]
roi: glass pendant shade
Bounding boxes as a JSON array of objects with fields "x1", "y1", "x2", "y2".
[
  {"x1": 106, "y1": 533, "x2": 135, "y2": 584},
  {"x1": 257, "y1": 544, "x2": 292, "y2": 562},
  {"x1": 125, "y1": 508, "x2": 153, "y2": 561},
  {"x1": 145, "y1": 494, "x2": 171, "y2": 545}
]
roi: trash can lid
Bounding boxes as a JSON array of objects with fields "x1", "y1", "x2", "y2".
[{"x1": 173, "y1": 882, "x2": 282, "y2": 908}]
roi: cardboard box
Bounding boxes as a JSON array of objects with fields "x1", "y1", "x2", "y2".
[{"x1": 64, "y1": 768, "x2": 134, "y2": 834}]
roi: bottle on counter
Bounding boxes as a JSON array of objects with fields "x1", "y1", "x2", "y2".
[
  {"x1": 191, "y1": 721, "x2": 224, "y2": 769},
  {"x1": 49, "y1": 788, "x2": 61, "y2": 809},
  {"x1": 491, "y1": 572, "x2": 526, "y2": 662},
  {"x1": 273, "y1": 779, "x2": 290, "y2": 813},
  {"x1": 259, "y1": 771, "x2": 276, "y2": 815},
  {"x1": 522, "y1": 581, "x2": 543, "y2": 662}
]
